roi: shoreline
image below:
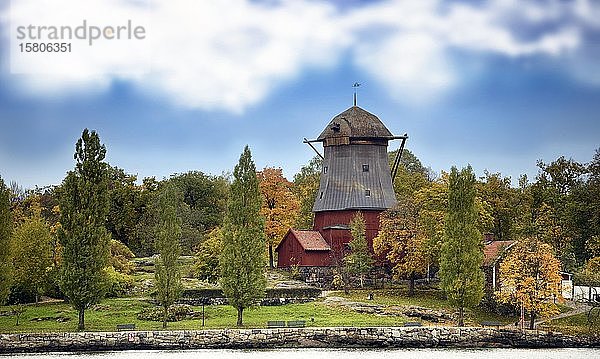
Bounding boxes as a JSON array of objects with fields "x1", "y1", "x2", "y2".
[{"x1": 1, "y1": 326, "x2": 599, "y2": 353}]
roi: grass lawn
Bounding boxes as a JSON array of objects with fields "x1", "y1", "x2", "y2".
[
  {"x1": 540, "y1": 311, "x2": 600, "y2": 336},
  {"x1": 0, "y1": 297, "x2": 405, "y2": 333},
  {"x1": 331, "y1": 287, "x2": 519, "y2": 326}
]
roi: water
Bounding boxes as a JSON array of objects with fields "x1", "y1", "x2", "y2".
[{"x1": 2, "y1": 348, "x2": 600, "y2": 359}]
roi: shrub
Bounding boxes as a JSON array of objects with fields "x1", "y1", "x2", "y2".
[
  {"x1": 137, "y1": 304, "x2": 195, "y2": 322},
  {"x1": 104, "y1": 267, "x2": 134, "y2": 297}
]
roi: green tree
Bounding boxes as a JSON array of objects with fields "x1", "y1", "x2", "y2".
[
  {"x1": 220, "y1": 146, "x2": 266, "y2": 326},
  {"x1": 166, "y1": 171, "x2": 229, "y2": 255},
  {"x1": 193, "y1": 227, "x2": 223, "y2": 283},
  {"x1": 477, "y1": 171, "x2": 515, "y2": 240},
  {"x1": 11, "y1": 214, "x2": 53, "y2": 303},
  {"x1": 154, "y1": 184, "x2": 182, "y2": 328},
  {"x1": 292, "y1": 156, "x2": 321, "y2": 229},
  {"x1": 440, "y1": 166, "x2": 484, "y2": 326},
  {"x1": 0, "y1": 176, "x2": 12, "y2": 305},
  {"x1": 58, "y1": 129, "x2": 111, "y2": 331},
  {"x1": 345, "y1": 212, "x2": 373, "y2": 288}
]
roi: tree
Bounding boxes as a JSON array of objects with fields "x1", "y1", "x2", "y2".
[
  {"x1": 439, "y1": 166, "x2": 484, "y2": 326},
  {"x1": 58, "y1": 129, "x2": 111, "y2": 331},
  {"x1": 11, "y1": 214, "x2": 53, "y2": 303},
  {"x1": 374, "y1": 198, "x2": 427, "y2": 295},
  {"x1": 258, "y1": 167, "x2": 300, "y2": 268},
  {"x1": 166, "y1": 171, "x2": 229, "y2": 255},
  {"x1": 477, "y1": 171, "x2": 515, "y2": 240},
  {"x1": 220, "y1": 146, "x2": 266, "y2": 326},
  {"x1": 0, "y1": 176, "x2": 12, "y2": 305},
  {"x1": 154, "y1": 184, "x2": 182, "y2": 328},
  {"x1": 193, "y1": 227, "x2": 223, "y2": 283},
  {"x1": 345, "y1": 212, "x2": 373, "y2": 288},
  {"x1": 292, "y1": 156, "x2": 321, "y2": 229},
  {"x1": 497, "y1": 237, "x2": 562, "y2": 329}
]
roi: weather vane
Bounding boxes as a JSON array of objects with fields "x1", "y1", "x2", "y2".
[{"x1": 353, "y1": 82, "x2": 360, "y2": 106}]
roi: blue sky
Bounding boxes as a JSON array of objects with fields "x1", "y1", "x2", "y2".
[{"x1": 1, "y1": 0, "x2": 599, "y2": 188}]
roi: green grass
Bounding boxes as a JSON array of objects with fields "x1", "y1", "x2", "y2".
[
  {"x1": 0, "y1": 298, "x2": 405, "y2": 333},
  {"x1": 330, "y1": 288, "x2": 518, "y2": 326},
  {"x1": 540, "y1": 310, "x2": 600, "y2": 336}
]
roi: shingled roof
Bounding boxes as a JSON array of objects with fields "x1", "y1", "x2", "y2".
[
  {"x1": 483, "y1": 240, "x2": 516, "y2": 267},
  {"x1": 317, "y1": 106, "x2": 393, "y2": 141},
  {"x1": 289, "y1": 229, "x2": 331, "y2": 251}
]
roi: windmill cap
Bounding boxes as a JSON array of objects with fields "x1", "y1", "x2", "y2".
[{"x1": 317, "y1": 106, "x2": 393, "y2": 141}]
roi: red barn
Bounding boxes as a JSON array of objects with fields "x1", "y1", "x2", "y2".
[{"x1": 276, "y1": 105, "x2": 406, "y2": 268}]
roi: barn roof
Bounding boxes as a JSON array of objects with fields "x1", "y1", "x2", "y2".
[
  {"x1": 317, "y1": 106, "x2": 393, "y2": 141},
  {"x1": 483, "y1": 240, "x2": 516, "y2": 267},
  {"x1": 289, "y1": 229, "x2": 331, "y2": 251}
]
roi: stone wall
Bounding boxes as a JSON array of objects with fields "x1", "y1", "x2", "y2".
[
  {"x1": 1, "y1": 327, "x2": 598, "y2": 353},
  {"x1": 298, "y1": 266, "x2": 391, "y2": 289}
]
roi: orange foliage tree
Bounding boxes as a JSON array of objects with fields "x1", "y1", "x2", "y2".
[
  {"x1": 497, "y1": 236, "x2": 562, "y2": 329},
  {"x1": 374, "y1": 197, "x2": 428, "y2": 296},
  {"x1": 258, "y1": 167, "x2": 300, "y2": 268}
]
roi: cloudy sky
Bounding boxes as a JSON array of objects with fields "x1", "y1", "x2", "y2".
[{"x1": 1, "y1": 0, "x2": 599, "y2": 188}]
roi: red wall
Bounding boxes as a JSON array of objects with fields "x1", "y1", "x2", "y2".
[
  {"x1": 276, "y1": 231, "x2": 332, "y2": 267},
  {"x1": 314, "y1": 210, "x2": 385, "y2": 264}
]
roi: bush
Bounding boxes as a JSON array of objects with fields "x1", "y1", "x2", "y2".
[
  {"x1": 104, "y1": 267, "x2": 134, "y2": 297},
  {"x1": 109, "y1": 239, "x2": 135, "y2": 274},
  {"x1": 137, "y1": 304, "x2": 195, "y2": 322}
]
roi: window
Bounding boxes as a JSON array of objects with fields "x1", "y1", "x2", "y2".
[
  {"x1": 362, "y1": 164, "x2": 369, "y2": 172},
  {"x1": 323, "y1": 166, "x2": 328, "y2": 174},
  {"x1": 365, "y1": 189, "x2": 371, "y2": 197},
  {"x1": 319, "y1": 191, "x2": 324, "y2": 199}
]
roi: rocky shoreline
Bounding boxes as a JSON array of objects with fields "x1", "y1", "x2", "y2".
[{"x1": 1, "y1": 326, "x2": 599, "y2": 353}]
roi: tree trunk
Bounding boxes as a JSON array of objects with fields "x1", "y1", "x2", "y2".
[
  {"x1": 78, "y1": 308, "x2": 85, "y2": 331},
  {"x1": 360, "y1": 275, "x2": 364, "y2": 288},
  {"x1": 269, "y1": 245, "x2": 274, "y2": 268},
  {"x1": 529, "y1": 311, "x2": 536, "y2": 330},
  {"x1": 162, "y1": 305, "x2": 168, "y2": 329},
  {"x1": 237, "y1": 307, "x2": 243, "y2": 327},
  {"x1": 458, "y1": 307, "x2": 464, "y2": 327},
  {"x1": 408, "y1": 272, "x2": 415, "y2": 296}
]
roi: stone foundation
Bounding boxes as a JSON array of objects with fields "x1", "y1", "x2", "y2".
[{"x1": 1, "y1": 327, "x2": 598, "y2": 353}]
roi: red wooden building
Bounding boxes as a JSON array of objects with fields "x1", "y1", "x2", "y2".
[{"x1": 276, "y1": 105, "x2": 406, "y2": 268}]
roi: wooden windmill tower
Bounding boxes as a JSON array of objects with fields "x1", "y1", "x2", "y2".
[{"x1": 276, "y1": 86, "x2": 407, "y2": 269}]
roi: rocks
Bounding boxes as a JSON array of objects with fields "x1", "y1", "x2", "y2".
[{"x1": 1, "y1": 327, "x2": 599, "y2": 353}]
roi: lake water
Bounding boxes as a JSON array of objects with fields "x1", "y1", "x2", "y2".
[{"x1": 2, "y1": 348, "x2": 600, "y2": 359}]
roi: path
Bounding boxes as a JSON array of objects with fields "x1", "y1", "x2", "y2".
[{"x1": 535, "y1": 301, "x2": 591, "y2": 326}]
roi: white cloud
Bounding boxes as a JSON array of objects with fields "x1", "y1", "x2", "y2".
[{"x1": 1, "y1": 0, "x2": 597, "y2": 112}]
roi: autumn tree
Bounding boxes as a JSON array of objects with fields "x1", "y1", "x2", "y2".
[
  {"x1": 0, "y1": 176, "x2": 12, "y2": 305},
  {"x1": 374, "y1": 198, "x2": 427, "y2": 295},
  {"x1": 193, "y1": 227, "x2": 223, "y2": 283},
  {"x1": 292, "y1": 156, "x2": 321, "y2": 229},
  {"x1": 497, "y1": 237, "x2": 562, "y2": 329},
  {"x1": 440, "y1": 166, "x2": 485, "y2": 326},
  {"x1": 154, "y1": 184, "x2": 182, "y2": 328},
  {"x1": 345, "y1": 212, "x2": 373, "y2": 288},
  {"x1": 11, "y1": 214, "x2": 53, "y2": 303},
  {"x1": 220, "y1": 146, "x2": 266, "y2": 326},
  {"x1": 58, "y1": 129, "x2": 111, "y2": 331},
  {"x1": 258, "y1": 167, "x2": 299, "y2": 268}
]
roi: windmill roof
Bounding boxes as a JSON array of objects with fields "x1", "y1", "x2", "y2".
[{"x1": 317, "y1": 106, "x2": 393, "y2": 141}]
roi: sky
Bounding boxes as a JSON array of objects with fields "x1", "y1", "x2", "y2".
[{"x1": 0, "y1": 0, "x2": 599, "y2": 189}]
